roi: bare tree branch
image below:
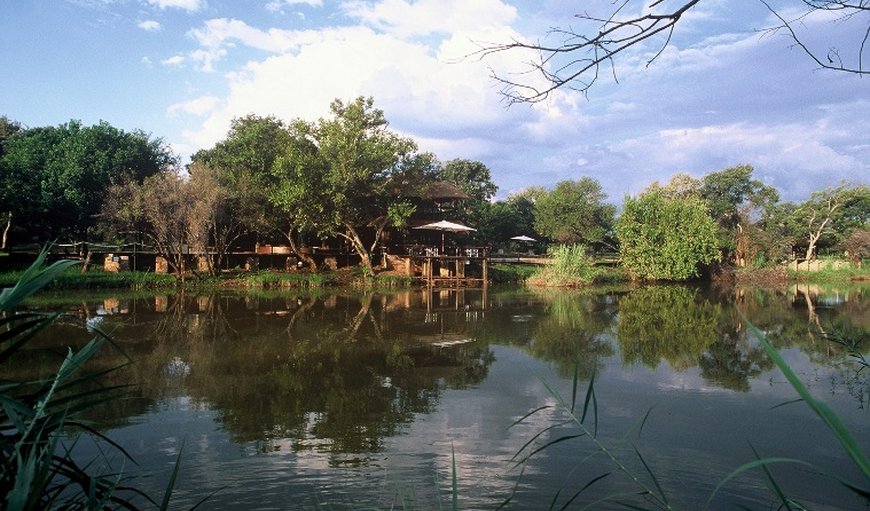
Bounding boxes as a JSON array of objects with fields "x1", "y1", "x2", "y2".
[{"x1": 476, "y1": 0, "x2": 868, "y2": 104}]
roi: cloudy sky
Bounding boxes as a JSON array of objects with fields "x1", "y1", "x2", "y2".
[{"x1": 1, "y1": 0, "x2": 868, "y2": 202}]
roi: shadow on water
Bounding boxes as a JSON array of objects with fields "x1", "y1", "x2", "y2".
[{"x1": 5, "y1": 283, "x2": 868, "y2": 508}]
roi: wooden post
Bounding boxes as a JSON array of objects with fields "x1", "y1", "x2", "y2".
[{"x1": 482, "y1": 249, "x2": 489, "y2": 287}]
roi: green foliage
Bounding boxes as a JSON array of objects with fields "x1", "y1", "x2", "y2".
[
  {"x1": 792, "y1": 183, "x2": 870, "y2": 259},
  {"x1": 527, "y1": 244, "x2": 597, "y2": 287},
  {"x1": 0, "y1": 250, "x2": 188, "y2": 509},
  {"x1": 0, "y1": 267, "x2": 178, "y2": 290},
  {"x1": 699, "y1": 164, "x2": 779, "y2": 230},
  {"x1": 473, "y1": 192, "x2": 539, "y2": 249},
  {"x1": 617, "y1": 286, "x2": 721, "y2": 370},
  {"x1": 533, "y1": 178, "x2": 615, "y2": 248},
  {"x1": 269, "y1": 97, "x2": 419, "y2": 272},
  {"x1": 616, "y1": 189, "x2": 720, "y2": 281},
  {"x1": 0, "y1": 120, "x2": 175, "y2": 242}
]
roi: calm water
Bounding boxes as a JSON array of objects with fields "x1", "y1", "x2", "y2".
[{"x1": 15, "y1": 283, "x2": 870, "y2": 509}]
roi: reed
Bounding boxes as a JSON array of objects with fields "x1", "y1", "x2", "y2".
[
  {"x1": 506, "y1": 316, "x2": 870, "y2": 509},
  {"x1": 527, "y1": 244, "x2": 598, "y2": 288},
  {"x1": 0, "y1": 249, "x2": 204, "y2": 510}
]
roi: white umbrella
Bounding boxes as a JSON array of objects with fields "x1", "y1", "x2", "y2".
[
  {"x1": 413, "y1": 220, "x2": 476, "y2": 252},
  {"x1": 510, "y1": 235, "x2": 536, "y2": 242}
]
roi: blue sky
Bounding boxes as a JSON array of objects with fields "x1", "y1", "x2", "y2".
[{"x1": 1, "y1": 0, "x2": 868, "y2": 203}]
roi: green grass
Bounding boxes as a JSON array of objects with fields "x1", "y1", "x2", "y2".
[
  {"x1": 0, "y1": 266, "x2": 179, "y2": 290},
  {"x1": 527, "y1": 245, "x2": 621, "y2": 287}
]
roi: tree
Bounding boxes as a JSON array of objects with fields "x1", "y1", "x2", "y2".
[
  {"x1": 102, "y1": 172, "x2": 198, "y2": 281},
  {"x1": 0, "y1": 120, "x2": 175, "y2": 243},
  {"x1": 793, "y1": 183, "x2": 870, "y2": 259},
  {"x1": 271, "y1": 97, "x2": 417, "y2": 274},
  {"x1": 436, "y1": 159, "x2": 498, "y2": 204},
  {"x1": 480, "y1": 1, "x2": 870, "y2": 103},
  {"x1": 191, "y1": 115, "x2": 294, "y2": 271},
  {"x1": 699, "y1": 164, "x2": 780, "y2": 265},
  {"x1": 533, "y1": 178, "x2": 616, "y2": 249},
  {"x1": 616, "y1": 188, "x2": 720, "y2": 280},
  {"x1": 843, "y1": 228, "x2": 870, "y2": 266}
]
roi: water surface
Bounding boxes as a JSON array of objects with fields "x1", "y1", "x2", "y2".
[{"x1": 17, "y1": 283, "x2": 870, "y2": 509}]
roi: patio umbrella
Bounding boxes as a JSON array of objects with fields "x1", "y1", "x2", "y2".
[
  {"x1": 510, "y1": 235, "x2": 536, "y2": 242},
  {"x1": 413, "y1": 220, "x2": 476, "y2": 252}
]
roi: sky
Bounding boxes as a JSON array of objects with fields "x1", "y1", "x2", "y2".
[{"x1": 1, "y1": 0, "x2": 868, "y2": 203}]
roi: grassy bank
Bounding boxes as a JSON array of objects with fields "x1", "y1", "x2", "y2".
[{"x1": 526, "y1": 245, "x2": 629, "y2": 287}]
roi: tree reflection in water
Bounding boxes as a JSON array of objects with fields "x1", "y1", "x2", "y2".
[{"x1": 13, "y1": 284, "x2": 869, "y2": 469}]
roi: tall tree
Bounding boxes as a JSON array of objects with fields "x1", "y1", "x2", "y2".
[
  {"x1": 792, "y1": 183, "x2": 870, "y2": 260},
  {"x1": 191, "y1": 114, "x2": 293, "y2": 243},
  {"x1": 102, "y1": 172, "x2": 199, "y2": 281},
  {"x1": 481, "y1": 1, "x2": 870, "y2": 103},
  {"x1": 0, "y1": 120, "x2": 174, "y2": 243},
  {"x1": 699, "y1": 164, "x2": 779, "y2": 265},
  {"x1": 271, "y1": 97, "x2": 417, "y2": 273},
  {"x1": 533, "y1": 178, "x2": 616, "y2": 249},
  {"x1": 617, "y1": 187, "x2": 720, "y2": 280}
]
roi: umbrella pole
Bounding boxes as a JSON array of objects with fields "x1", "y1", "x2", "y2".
[{"x1": 441, "y1": 232, "x2": 445, "y2": 254}]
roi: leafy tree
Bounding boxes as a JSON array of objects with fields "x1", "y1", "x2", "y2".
[
  {"x1": 792, "y1": 183, "x2": 870, "y2": 259},
  {"x1": 616, "y1": 188, "x2": 720, "y2": 280},
  {"x1": 533, "y1": 178, "x2": 615, "y2": 249},
  {"x1": 699, "y1": 164, "x2": 780, "y2": 265},
  {"x1": 474, "y1": 191, "x2": 539, "y2": 248},
  {"x1": 0, "y1": 120, "x2": 174, "y2": 244},
  {"x1": 436, "y1": 159, "x2": 497, "y2": 204},
  {"x1": 481, "y1": 1, "x2": 870, "y2": 103},
  {"x1": 271, "y1": 97, "x2": 417, "y2": 273},
  {"x1": 191, "y1": 114, "x2": 294, "y2": 267},
  {"x1": 843, "y1": 228, "x2": 870, "y2": 266},
  {"x1": 268, "y1": 119, "x2": 329, "y2": 271}
]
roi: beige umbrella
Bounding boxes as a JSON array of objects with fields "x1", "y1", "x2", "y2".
[{"x1": 413, "y1": 220, "x2": 476, "y2": 252}]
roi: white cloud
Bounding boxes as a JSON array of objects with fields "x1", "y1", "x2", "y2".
[
  {"x1": 138, "y1": 19, "x2": 161, "y2": 31},
  {"x1": 167, "y1": 96, "x2": 221, "y2": 116},
  {"x1": 189, "y1": 18, "x2": 324, "y2": 54},
  {"x1": 341, "y1": 0, "x2": 518, "y2": 39},
  {"x1": 266, "y1": 0, "x2": 323, "y2": 11},
  {"x1": 607, "y1": 122, "x2": 866, "y2": 200},
  {"x1": 146, "y1": 0, "x2": 205, "y2": 12},
  {"x1": 161, "y1": 54, "x2": 186, "y2": 66},
  {"x1": 177, "y1": 6, "x2": 552, "y2": 154}
]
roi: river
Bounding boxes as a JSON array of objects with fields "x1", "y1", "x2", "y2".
[{"x1": 15, "y1": 283, "x2": 870, "y2": 509}]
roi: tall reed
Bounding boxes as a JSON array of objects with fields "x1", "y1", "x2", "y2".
[{"x1": 0, "y1": 249, "x2": 201, "y2": 510}]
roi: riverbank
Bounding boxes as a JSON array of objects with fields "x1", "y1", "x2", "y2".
[{"x1": 0, "y1": 260, "x2": 866, "y2": 291}]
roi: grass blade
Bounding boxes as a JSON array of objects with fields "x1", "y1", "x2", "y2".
[{"x1": 745, "y1": 318, "x2": 870, "y2": 480}]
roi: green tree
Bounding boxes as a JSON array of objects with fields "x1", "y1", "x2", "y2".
[
  {"x1": 792, "y1": 183, "x2": 870, "y2": 260},
  {"x1": 191, "y1": 114, "x2": 294, "y2": 268},
  {"x1": 534, "y1": 178, "x2": 615, "y2": 248},
  {"x1": 699, "y1": 164, "x2": 780, "y2": 266},
  {"x1": 616, "y1": 188, "x2": 720, "y2": 280},
  {"x1": 474, "y1": 191, "x2": 539, "y2": 248},
  {"x1": 0, "y1": 120, "x2": 174, "y2": 243},
  {"x1": 271, "y1": 97, "x2": 417, "y2": 274}
]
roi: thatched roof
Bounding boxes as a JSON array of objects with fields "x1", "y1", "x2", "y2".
[{"x1": 388, "y1": 179, "x2": 469, "y2": 200}]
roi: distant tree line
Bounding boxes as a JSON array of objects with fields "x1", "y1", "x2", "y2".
[{"x1": 1, "y1": 100, "x2": 868, "y2": 281}]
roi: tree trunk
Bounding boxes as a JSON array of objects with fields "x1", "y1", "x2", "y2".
[
  {"x1": 284, "y1": 226, "x2": 317, "y2": 271},
  {"x1": 1, "y1": 212, "x2": 10, "y2": 250},
  {"x1": 342, "y1": 223, "x2": 372, "y2": 274}
]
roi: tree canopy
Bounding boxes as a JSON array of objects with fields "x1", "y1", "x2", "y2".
[
  {"x1": 0, "y1": 120, "x2": 175, "y2": 243},
  {"x1": 534, "y1": 178, "x2": 615, "y2": 248},
  {"x1": 617, "y1": 188, "x2": 720, "y2": 280}
]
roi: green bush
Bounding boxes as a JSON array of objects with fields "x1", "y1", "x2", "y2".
[{"x1": 527, "y1": 244, "x2": 597, "y2": 287}]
